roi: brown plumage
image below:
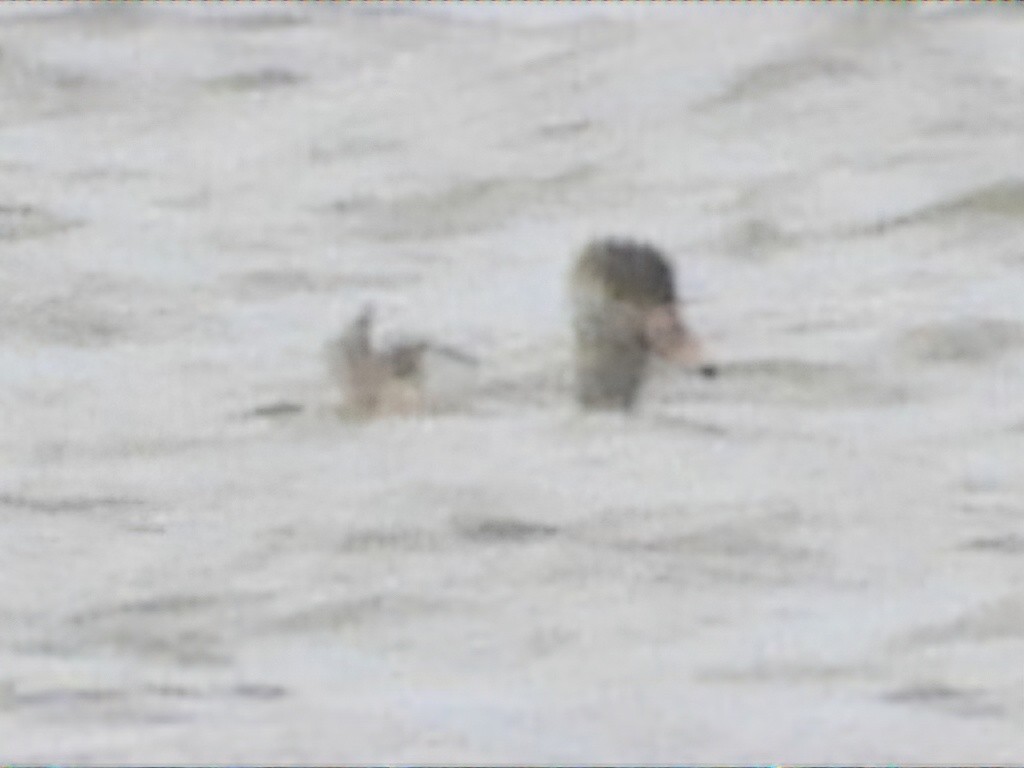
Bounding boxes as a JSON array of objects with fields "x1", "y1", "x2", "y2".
[
  {"x1": 325, "y1": 305, "x2": 478, "y2": 418},
  {"x1": 569, "y1": 238, "x2": 715, "y2": 410}
]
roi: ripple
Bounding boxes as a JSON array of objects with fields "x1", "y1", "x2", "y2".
[
  {"x1": 230, "y1": 682, "x2": 288, "y2": 701},
  {"x1": 451, "y1": 515, "x2": 561, "y2": 544},
  {"x1": 536, "y1": 118, "x2": 593, "y2": 138},
  {"x1": 354, "y1": 165, "x2": 596, "y2": 241},
  {"x1": 713, "y1": 358, "x2": 909, "y2": 407},
  {"x1": 895, "y1": 595, "x2": 1024, "y2": 647},
  {"x1": 200, "y1": 10, "x2": 311, "y2": 29},
  {"x1": 12, "y1": 686, "x2": 125, "y2": 707},
  {"x1": 269, "y1": 593, "x2": 451, "y2": 633},
  {"x1": 334, "y1": 526, "x2": 438, "y2": 554},
  {"x1": 226, "y1": 267, "x2": 417, "y2": 300},
  {"x1": 5, "y1": 683, "x2": 195, "y2": 726},
  {"x1": 852, "y1": 179, "x2": 1024, "y2": 237},
  {"x1": 947, "y1": 178, "x2": 1024, "y2": 218},
  {"x1": 696, "y1": 660, "x2": 876, "y2": 685},
  {"x1": 702, "y1": 54, "x2": 862, "y2": 109},
  {"x1": 72, "y1": 594, "x2": 230, "y2": 620},
  {"x1": 719, "y1": 216, "x2": 801, "y2": 260},
  {"x1": 239, "y1": 400, "x2": 306, "y2": 420},
  {"x1": 203, "y1": 68, "x2": 305, "y2": 92},
  {"x1": 0, "y1": 203, "x2": 80, "y2": 240},
  {"x1": 882, "y1": 682, "x2": 1006, "y2": 718},
  {"x1": 959, "y1": 532, "x2": 1024, "y2": 555},
  {"x1": 578, "y1": 503, "x2": 828, "y2": 586},
  {"x1": 28, "y1": 625, "x2": 231, "y2": 667},
  {"x1": 894, "y1": 318, "x2": 1024, "y2": 364},
  {"x1": 44, "y1": 592, "x2": 268, "y2": 666},
  {"x1": 0, "y1": 493, "x2": 145, "y2": 516}
]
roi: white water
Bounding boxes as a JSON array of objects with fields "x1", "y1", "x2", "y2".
[{"x1": 1, "y1": 3, "x2": 1022, "y2": 762}]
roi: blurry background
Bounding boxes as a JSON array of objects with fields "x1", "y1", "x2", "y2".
[{"x1": 1, "y1": 2, "x2": 1022, "y2": 762}]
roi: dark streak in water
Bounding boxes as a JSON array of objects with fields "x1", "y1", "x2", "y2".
[
  {"x1": 227, "y1": 267, "x2": 422, "y2": 299},
  {"x1": 270, "y1": 593, "x2": 451, "y2": 633},
  {"x1": 893, "y1": 596, "x2": 1024, "y2": 647},
  {"x1": 0, "y1": 203, "x2": 82, "y2": 241},
  {"x1": 844, "y1": 179, "x2": 1024, "y2": 238},
  {"x1": 719, "y1": 216, "x2": 802, "y2": 260},
  {"x1": 202, "y1": 12, "x2": 311, "y2": 30},
  {"x1": 69, "y1": 591, "x2": 267, "y2": 626},
  {"x1": 894, "y1": 318, "x2": 1024, "y2": 364},
  {"x1": 310, "y1": 136, "x2": 404, "y2": 163},
  {"x1": 12, "y1": 687, "x2": 125, "y2": 706},
  {"x1": 882, "y1": 682, "x2": 1005, "y2": 718},
  {"x1": 204, "y1": 68, "x2": 305, "y2": 92},
  {"x1": 239, "y1": 401, "x2": 306, "y2": 420},
  {"x1": 536, "y1": 118, "x2": 592, "y2": 138},
  {"x1": 452, "y1": 515, "x2": 561, "y2": 544},
  {"x1": 231, "y1": 683, "x2": 288, "y2": 700},
  {"x1": 0, "y1": 493, "x2": 145, "y2": 515},
  {"x1": 703, "y1": 358, "x2": 910, "y2": 407},
  {"x1": 960, "y1": 533, "x2": 1024, "y2": 555},
  {"x1": 334, "y1": 526, "x2": 438, "y2": 554},
  {"x1": 356, "y1": 165, "x2": 597, "y2": 241},
  {"x1": 699, "y1": 54, "x2": 861, "y2": 110}
]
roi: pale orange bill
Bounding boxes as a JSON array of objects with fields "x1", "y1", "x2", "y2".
[{"x1": 643, "y1": 303, "x2": 715, "y2": 375}]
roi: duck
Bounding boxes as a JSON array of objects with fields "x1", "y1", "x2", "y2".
[
  {"x1": 324, "y1": 305, "x2": 477, "y2": 418},
  {"x1": 569, "y1": 237, "x2": 715, "y2": 410}
]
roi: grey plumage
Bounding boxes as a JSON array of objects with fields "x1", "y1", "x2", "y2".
[{"x1": 569, "y1": 238, "x2": 713, "y2": 410}]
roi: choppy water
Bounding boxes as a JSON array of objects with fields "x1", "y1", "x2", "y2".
[{"x1": 1, "y1": 3, "x2": 1022, "y2": 762}]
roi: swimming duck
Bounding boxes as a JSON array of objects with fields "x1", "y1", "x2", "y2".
[
  {"x1": 325, "y1": 305, "x2": 477, "y2": 418},
  {"x1": 569, "y1": 238, "x2": 715, "y2": 410}
]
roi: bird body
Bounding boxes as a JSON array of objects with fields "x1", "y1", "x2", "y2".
[
  {"x1": 569, "y1": 238, "x2": 712, "y2": 410},
  {"x1": 325, "y1": 306, "x2": 477, "y2": 418}
]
